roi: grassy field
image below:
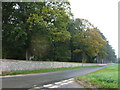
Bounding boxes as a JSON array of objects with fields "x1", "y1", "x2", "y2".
[
  {"x1": 76, "y1": 64, "x2": 118, "y2": 88},
  {"x1": 1, "y1": 65, "x2": 103, "y2": 76}
]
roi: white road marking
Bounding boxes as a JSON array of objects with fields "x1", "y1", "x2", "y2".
[
  {"x1": 55, "y1": 81, "x2": 63, "y2": 84},
  {"x1": 49, "y1": 85, "x2": 59, "y2": 88},
  {"x1": 61, "y1": 80, "x2": 69, "y2": 83},
  {"x1": 43, "y1": 84, "x2": 53, "y2": 87},
  {"x1": 33, "y1": 85, "x2": 37, "y2": 87},
  {"x1": 67, "y1": 81, "x2": 73, "y2": 83},
  {"x1": 33, "y1": 78, "x2": 75, "y2": 89}
]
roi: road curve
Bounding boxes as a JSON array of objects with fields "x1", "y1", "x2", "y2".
[{"x1": 2, "y1": 65, "x2": 111, "y2": 88}]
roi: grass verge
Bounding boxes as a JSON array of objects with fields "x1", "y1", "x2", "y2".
[
  {"x1": 1, "y1": 65, "x2": 103, "y2": 76},
  {"x1": 75, "y1": 64, "x2": 118, "y2": 88}
]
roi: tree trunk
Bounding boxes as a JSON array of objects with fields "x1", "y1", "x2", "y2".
[
  {"x1": 26, "y1": 49, "x2": 29, "y2": 60},
  {"x1": 70, "y1": 39, "x2": 73, "y2": 62},
  {"x1": 102, "y1": 59, "x2": 103, "y2": 64}
]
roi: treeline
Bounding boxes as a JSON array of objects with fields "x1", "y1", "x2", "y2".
[{"x1": 2, "y1": 1, "x2": 117, "y2": 63}]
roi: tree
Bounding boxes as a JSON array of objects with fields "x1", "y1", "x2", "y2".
[
  {"x1": 67, "y1": 18, "x2": 106, "y2": 63},
  {"x1": 2, "y1": 2, "x2": 31, "y2": 59},
  {"x1": 2, "y1": 2, "x2": 116, "y2": 63},
  {"x1": 2, "y1": 1, "x2": 72, "y2": 61},
  {"x1": 105, "y1": 43, "x2": 117, "y2": 63},
  {"x1": 73, "y1": 28, "x2": 106, "y2": 62},
  {"x1": 98, "y1": 32, "x2": 117, "y2": 63}
]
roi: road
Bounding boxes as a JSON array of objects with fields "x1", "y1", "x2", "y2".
[{"x1": 2, "y1": 65, "x2": 111, "y2": 88}]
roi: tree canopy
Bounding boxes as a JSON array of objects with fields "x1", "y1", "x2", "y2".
[{"x1": 2, "y1": 1, "x2": 117, "y2": 63}]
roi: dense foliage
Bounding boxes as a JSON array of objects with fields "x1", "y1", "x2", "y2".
[{"x1": 2, "y1": 1, "x2": 117, "y2": 63}]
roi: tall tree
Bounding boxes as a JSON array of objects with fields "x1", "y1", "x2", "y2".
[
  {"x1": 2, "y1": 1, "x2": 72, "y2": 61},
  {"x1": 106, "y1": 43, "x2": 117, "y2": 63},
  {"x1": 67, "y1": 18, "x2": 106, "y2": 63}
]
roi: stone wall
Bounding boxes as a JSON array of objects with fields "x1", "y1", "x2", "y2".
[{"x1": 0, "y1": 60, "x2": 107, "y2": 72}]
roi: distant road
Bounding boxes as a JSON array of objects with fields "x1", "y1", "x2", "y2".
[{"x1": 2, "y1": 65, "x2": 112, "y2": 88}]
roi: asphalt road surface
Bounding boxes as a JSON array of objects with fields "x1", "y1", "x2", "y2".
[{"x1": 2, "y1": 65, "x2": 112, "y2": 88}]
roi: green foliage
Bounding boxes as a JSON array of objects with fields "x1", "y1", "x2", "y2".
[
  {"x1": 106, "y1": 43, "x2": 117, "y2": 62},
  {"x1": 2, "y1": 2, "x2": 116, "y2": 63},
  {"x1": 31, "y1": 34, "x2": 50, "y2": 59},
  {"x1": 82, "y1": 59, "x2": 87, "y2": 63},
  {"x1": 67, "y1": 19, "x2": 107, "y2": 62}
]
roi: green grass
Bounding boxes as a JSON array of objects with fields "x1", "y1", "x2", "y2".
[
  {"x1": 76, "y1": 64, "x2": 118, "y2": 88},
  {"x1": 1, "y1": 65, "x2": 103, "y2": 76}
]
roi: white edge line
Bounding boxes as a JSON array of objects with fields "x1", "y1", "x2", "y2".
[
  {"x1": 49, "y1": 85, "x2": 59, "y2": 88},
  {"x1": 43, "y1": 84, "x2": 53, "y2": 87}
]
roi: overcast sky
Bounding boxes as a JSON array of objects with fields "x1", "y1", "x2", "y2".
[{"x1": 69, "y1": 0, "x2": 119, "y2": 57}]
